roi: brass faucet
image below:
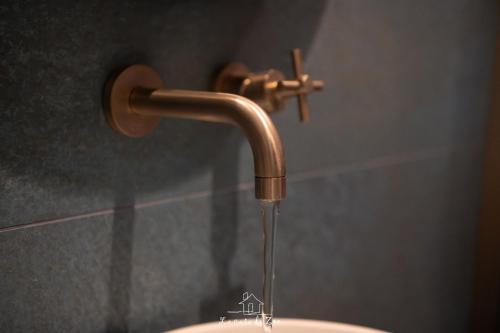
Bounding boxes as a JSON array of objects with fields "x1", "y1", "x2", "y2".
[{"x1": 104, "y1": 49, "x2": 323, "y2": 202}]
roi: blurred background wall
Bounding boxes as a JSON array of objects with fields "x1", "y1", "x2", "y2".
[
  {"x1": 0, "y1": 1, "x2": 498, "y2": 332},
  {"x1": 474, "y1": 17, "x2": 500, "y2": 333}
]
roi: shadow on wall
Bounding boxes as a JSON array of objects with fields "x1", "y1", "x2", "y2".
[
  {"x1": 0, "y1": 0, "x2": 327, "y2": 331},
  {"x1": 109, "y1": 0, "x2": 329, "y2": 330},
  {"x1": 106, "y1": 181, "x2": 136, "y2": 332},
  {"x1": 199, "y1": 133, "x2": 245, "y2": 323},
  {"x1": 129, "y1": 1, "x2": 328, "y2": 329}
]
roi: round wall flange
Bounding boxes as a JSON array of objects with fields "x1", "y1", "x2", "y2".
[
  {"x1": 213, "y1": 62, "x2": 250, "y2": 94},
  {"x1": 105, "y1": 64, "x2": 164, "y2": 137}
]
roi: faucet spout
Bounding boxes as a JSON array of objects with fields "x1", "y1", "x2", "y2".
[
  {"x1": 105, "y1": 65, "x2": 286, "y2": 201},
  {"x1": 132, "y1": 89, "x2": 286, "y2": 201}
]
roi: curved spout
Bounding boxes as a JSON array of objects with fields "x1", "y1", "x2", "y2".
[{"x1": 129, "y1": 88, "x2": 286, "y2": 201}]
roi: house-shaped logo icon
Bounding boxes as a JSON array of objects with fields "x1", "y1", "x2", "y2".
[
  {"x1": 228, "y1": 292, "x2": 263, "y2": 316},
  {"x1": 239, "y1": 292, "x2": 263, "y2": 315}
]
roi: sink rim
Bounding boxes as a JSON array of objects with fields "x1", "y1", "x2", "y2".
[{"x1": 165, "y1": 318, "x2": 389, "y2": 333}]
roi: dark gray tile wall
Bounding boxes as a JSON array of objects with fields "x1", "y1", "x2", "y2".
[{"x1": 0, "y1": 0, "x2": 497, "y2": 332}]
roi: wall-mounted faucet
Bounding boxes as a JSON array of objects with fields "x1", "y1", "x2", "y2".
[{"x1": 104, "y1": 49, "x2": 323, "y2": 202}]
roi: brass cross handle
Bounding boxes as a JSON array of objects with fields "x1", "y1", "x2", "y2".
[
  {"x1": 277, "y1": 49, "x2": 324, "y2": 122},
  {"x1": 214, "y1": 48, "x2": 325, "y2": 122}
]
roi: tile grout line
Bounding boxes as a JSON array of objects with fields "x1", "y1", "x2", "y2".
[
  {"x1": 0, "y1": 144, "x2": 476, "y2": 234},
  {"x1": 286, "y1": 144, "x2": 461, "y2": 183},
  {"x1": 0, "y1": 208, "x2": 115, "y2": 234}
]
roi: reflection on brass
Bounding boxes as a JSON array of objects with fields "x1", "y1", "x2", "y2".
[
  {"x1": 105, "y1": 64, "x2": 286, "y2": 201},
  {"x1": 215, "y1": 48, "x2": 324, "y2": 122}
]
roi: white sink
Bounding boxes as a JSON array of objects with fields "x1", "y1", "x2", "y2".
[{"x1": 166, "y1": 318, "x2": 388, "y2": 333}]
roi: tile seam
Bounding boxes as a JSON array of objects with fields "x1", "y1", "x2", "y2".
[{"x1": 0, "y1": 144, "x2": 477, "y2": 233}]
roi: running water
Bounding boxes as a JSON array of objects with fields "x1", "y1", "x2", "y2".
[{"x1": 260, "y1": 201, "x2": 280, "y2": 333}]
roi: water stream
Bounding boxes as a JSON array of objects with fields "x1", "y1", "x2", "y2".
[{"x1": 260, "y1": 201, "x2": 280, "y2": 333}]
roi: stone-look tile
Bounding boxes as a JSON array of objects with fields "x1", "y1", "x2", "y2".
[
  {"x1": 128, "y1": 199, "x2": 218, "y2": 332},
  {"x1": 0, "y1": 190, "x2": 239, "y2": 333},
  {"x1": 0, "y1": 147, "x2": 483, "y2": 333},
  {"x1": 126, "y1": 180, "x2": 245, "y2": 332},
  {"x1": 0, "y1": 0, "x2": 327, "y2": 227},
  {"x1": 1, "y1": 0, "x2": 497, "y2": 227},
  {"x1": 0, "y1": 216, "x2": 113, "y2": 332}
]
